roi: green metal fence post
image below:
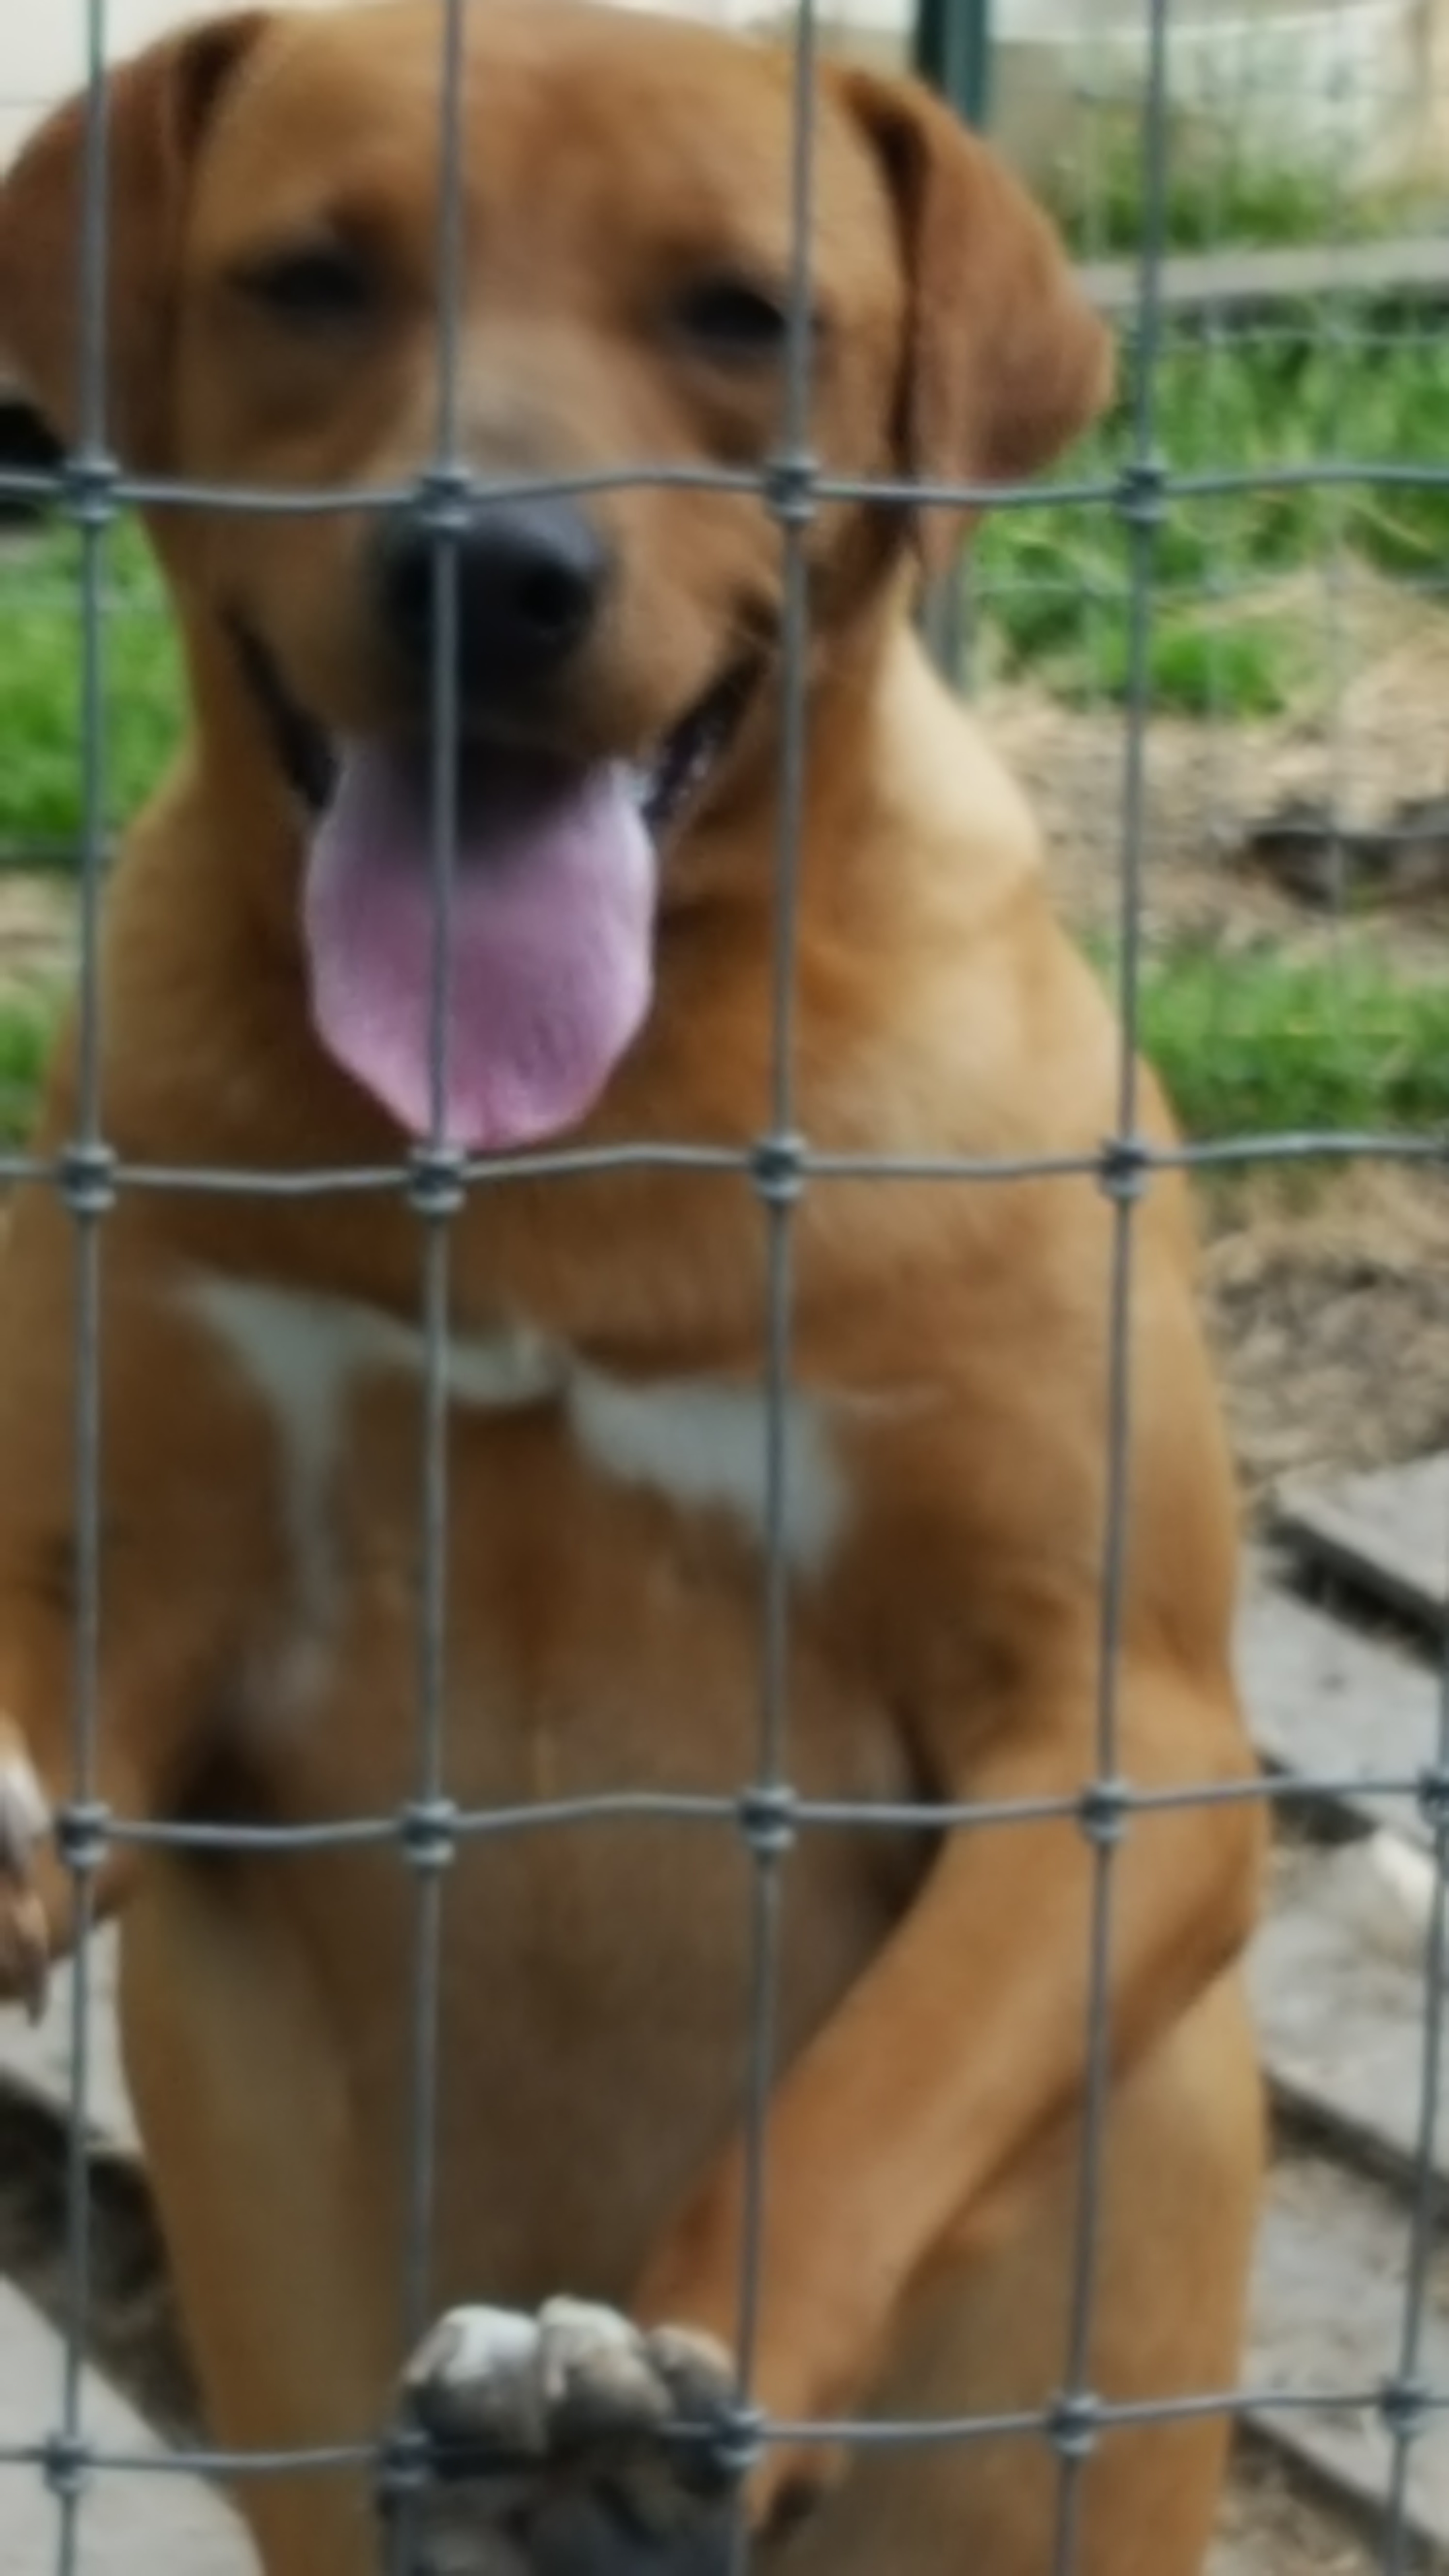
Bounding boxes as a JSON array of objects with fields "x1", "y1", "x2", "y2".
[
  {"x1": 913, "y1": 0, "x2": 994, "y2": 680},
  {"x1": 913, "y1": 0, "x2": 993, "y2": 129}
]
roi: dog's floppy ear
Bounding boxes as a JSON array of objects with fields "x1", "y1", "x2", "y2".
[
  {"x1": 838, "y1": 68, "x2": 1113, "y2": 569},
  {"x1": 0, "y1": 11, "x2": 271, "y2": 467}
]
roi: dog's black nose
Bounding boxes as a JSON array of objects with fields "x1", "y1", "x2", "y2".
[{"x1": 376, "y1": 498, "x2": 610, "y2": 698}]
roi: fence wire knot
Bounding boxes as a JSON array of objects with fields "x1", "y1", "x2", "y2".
[
  {"x1": 40, "y1": 2430, "x2": 91, "y2": 2501},
  {"x1": 1076, "y1": 1777, "x2": 1130, "y2": 1849},
  {"x1": 763, "y1": 450, "x2": 819, "y2": 529},
  {"x1": 750, "y1": 1132, "x2": 806, "y2": 1208},
  {"x1": 1045, "y1": 2388, "x2": 1101, "y2": 2461},
  {"x1": 57, "y1": 1800, "x2": 111, "y2": 1877},
  {"x1": 409, "y1": 461, "x2": 479, "y2": 539},
  {"x1": 1112, "y1": 454, "x2": 1167, "y2": 533},
  {"x1": 1415, "y1": 1764, "x2": 1449, "y2": 1843},
  {"x1": 374, "y1": 2418, "x2": 433, "y2": 2506},
  {"x1": 57, "y1": 1141, "x2": 117, "y2": 1218},
  {"x1": 406, "y1": 1145, "x2": 468, "y2": 1221},
  {"x1": 1379, "y1": 2373, "x2": 1429, "y2": 2445},
  {"x1": 737, "y1": 1782, "x2": 798, "y2": 1859},
  {"x1": 58, "y1": 448, "x2": 122, "y2": 531},
  {"x1": 1096, "y1": 1134, "x2": 1150, "y2": 1206},
  {"x1": 399, "y1": 1797, "x2": 460, "y2": 1875},
  {"x1": 710, "y1": 2399, "x2": 765, "y2": 2479}
]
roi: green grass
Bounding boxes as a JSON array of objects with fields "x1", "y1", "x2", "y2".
[
  {"x1": 1051, "y1": 126, "x2": 1357, "y2": 261},
  {"x1": 0, "y1": 518, "x2": 183, "y2": 852},
  {"x1": 1049, "y1": 604, "x2": 1311, "y2": 721},
  {"x1": 974, "y1": 308, "x2": 1449, "y2": 714},
  {"x1": 1110, "y1": 941, "x2": 1449, "y2": 1138}
]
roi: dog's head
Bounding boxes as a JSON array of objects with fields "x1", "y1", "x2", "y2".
[{"x1": 0, "y1": 0, "x2": 1110, "y2": 1151}]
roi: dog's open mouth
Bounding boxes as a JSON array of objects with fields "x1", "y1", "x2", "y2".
[
  {"x1": 631, "y1": 657, "x2": 757, "y2": 843},
  {"x1": 232, "y1": 619, "x2": 757, "y2": 1151}
]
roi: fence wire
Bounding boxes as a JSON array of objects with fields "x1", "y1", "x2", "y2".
[{"x1": 0, "y1": 0, "x2": 1447, "y2": 2569}]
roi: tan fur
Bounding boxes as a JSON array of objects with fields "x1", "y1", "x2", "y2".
[{"x1": 0, "y1": 8, "x2": 1261, "y2": 2571}]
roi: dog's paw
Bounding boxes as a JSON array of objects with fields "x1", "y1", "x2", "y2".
[
  {"x1": 0, "y1": 1727, "x2": 51, "y2": 2022},
  {"x1": 395, "y1": 2298, "x2": 740, "y2": 2574}
]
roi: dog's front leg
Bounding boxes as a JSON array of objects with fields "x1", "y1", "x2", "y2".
[
  {"x1": 0, "y1": 1204, "x2": 281, "y2": 2012},
  {"x1": 402, "y1": 1658, "x2": 1260, "y2": 2565},
  {"x1": 632, "y1": 1664, "x2": 1261, "y2": 2527}
]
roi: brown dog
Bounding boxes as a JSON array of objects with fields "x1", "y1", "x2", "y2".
[{"x1": 0, "y1": 6, "x2": 1263, "y2": 2572}]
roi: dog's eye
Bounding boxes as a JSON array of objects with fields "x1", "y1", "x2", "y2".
[
  {"x1": 668, "y1": 275, "x2": 798, "y2": 365},
  {"x1": 234, "y1": 241, "x2": 377, "y2": 327}
]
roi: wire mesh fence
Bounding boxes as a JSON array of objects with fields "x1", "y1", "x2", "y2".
[{"x1": 0, "y1": 0, "x2": 1447, "y2": 2571}]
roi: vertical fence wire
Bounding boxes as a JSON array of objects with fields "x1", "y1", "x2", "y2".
[
  {"x1": 725, "y1": 0, "x2": 821, "y2": 2544},
  {"x1": 383, "y1": 6, "x2": 473, "y2": 2566},
  {"x1": 1047, "y1": 0, "x2": 1173, "y2": 2560},
  {"x1": 1314, "y1": 38, "x2": 1359, "y2": 961},
  {"x1": 398, "y1": 0, "x2": 468, "y2": 2360},
  {"x1": 1376, "y1": 1607, "x2": 1449, "y2": 2574},
  {"x1": 53, "y1": 0, "x2": 113, "y2": 2567},
  {"x1": 1192, "y1": 119, "x2": 1237, "y2": 964}
]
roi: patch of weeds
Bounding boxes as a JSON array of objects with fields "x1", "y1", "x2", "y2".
[
  {"x1": 986, "y1": 575, "x2": 1308, "y2": 716},
  {"x1": 974, "y1": 309, "x2": 1449, "y2": 711},
  {"x1": 0, "y1": 984, "x2": 60, "y2": 1148},
  {"x1": 1111, "y1": 938, "x2": 1449, "y2": 1139},
  {"x1": 1050, "y1": 120, "x2": 1355, "y2": 260},
  {"x1": 1091, "y1": 614, "x2": 1304, "y2": 718},
  {"x1": 0, "y1": 518, "x2": 184, "y2": 854}
]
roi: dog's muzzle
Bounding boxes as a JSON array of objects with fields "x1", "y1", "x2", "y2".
[
  {"x1": 225, "y1": 608, "x2": 762, "y2": 848},
  {"x1": 373, "y1": 494, "x2": 611, "y2": 707}
]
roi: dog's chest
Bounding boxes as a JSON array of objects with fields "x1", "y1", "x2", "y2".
[
  {"x1": 169, "y1": 1275, "x2": 920, "y2": 2286},
  {"x1": 187, "y1": 1275, "x2": 877, "y2": 1800}
]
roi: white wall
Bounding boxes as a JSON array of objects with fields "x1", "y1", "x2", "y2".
[{"x1": 3, "y1": 0, "x2": 1447, "y2": 193}]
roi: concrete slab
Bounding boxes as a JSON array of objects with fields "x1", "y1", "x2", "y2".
[
  {"x1": 1250, "y1": 1841, "x2": 1449, "y2": 2183},
  {"x1": 0, "y1": 2278, "x2": 256, "y2": 2574},
  {"x1": 1279, "y1": 1453, "x2": 1449, "y2": 1639},
  {"x1": 1249, "y1": 2152, "x2": 1449, "y2": 2557},
  {"x1": 1237, "y1": 1557, "x2": 1439, "y2": 1845}
]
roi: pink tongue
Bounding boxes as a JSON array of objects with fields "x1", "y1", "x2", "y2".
[{"x1": 304, "y1": 743, "x2": 655, "y2": 1149}]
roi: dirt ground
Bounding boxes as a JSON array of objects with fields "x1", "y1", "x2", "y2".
[
  {"x1": 1201, "y1": 1166, "x2": 1449, "y2": 1505},
  {"x1": 1213, "y1": 2447, "x2": 1392, "y2": 2576},
  {"x1": 0, "y1": 873, "x2": 71, "y2": 997},
  {"x1": 980, "y1": 567, "x2": 1449, "y2": 1517},
  {"x1": 988, "y1": 563, "x2": 1449, "y2": 960}
]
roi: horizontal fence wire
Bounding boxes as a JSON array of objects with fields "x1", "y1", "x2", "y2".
[
  {"x1": 7, "y1": 2370, "x2": 1449, "y2": 2481},
  {"x1": 12, "y1": 455, "x2": 1449, "y2": 514},
  {"x1": 0, "y1": 0, "x2": 1446, "y2": 2567},
  {"x1": 3, "y1": 1128, "x2": 1449, "y2": 1195},
  {"x1": 14, "y1": 1757, "x2": 1449, "y2": 1854}
]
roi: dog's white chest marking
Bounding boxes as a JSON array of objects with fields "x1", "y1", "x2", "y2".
[
  {"x1": 185, "y1": 1278, "x2": 847, "y2": 1633},
  {"x1": 568, "y1": 1362, "x2": 843, "y2": 1572}
]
